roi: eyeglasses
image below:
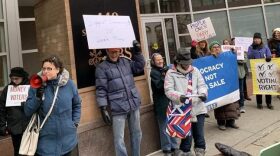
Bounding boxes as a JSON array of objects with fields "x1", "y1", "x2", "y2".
[
  {"x1": 212, "y1": 46, "x2": 220, "y2": 49},
  {"x1": 11, "y1": 77, "x2": 21, "y2": 81},
  {"x1": 42, "y1": 67, "x2": 53, "y2": 71}
]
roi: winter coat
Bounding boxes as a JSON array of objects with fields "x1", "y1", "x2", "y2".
[
  {"x1": 237, "y1": 52, "x2": 248, "y2": 79},
  {"x1": 95, "y1": 53, "x2": 145, "y2": 116},
  {"x1": 150, "y1": 65, "x2": 169, "y2": 119},
  {"x1": 0, "y1": 77, "x2": 30, "y2": 135},
  {"x1": 24, "y1": 69, "x2": 81, "y2": 156},
  {"x1": 268, "y1": 38, "x2": 280, "y2": 57},
  {"x1": 190, "y1": 45, "x2": 210, "y2": 59},
  {"x1": 248, "y1": 44, "x2": 272, "y2": 59},
  {"x1": 214, "y1": 102, "x2": 240, "y2": 120},
  {"x1": 164, "y1": 65, "x2": 208, "y2": 117}
]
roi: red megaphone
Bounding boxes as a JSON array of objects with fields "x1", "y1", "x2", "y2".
[{"x1": 30, "y1": 74, "x2": 48, "y2": 88}]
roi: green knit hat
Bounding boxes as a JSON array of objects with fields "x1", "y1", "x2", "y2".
[{"x1": 209, "y1": 41, "x2": 220, "y2": 50}]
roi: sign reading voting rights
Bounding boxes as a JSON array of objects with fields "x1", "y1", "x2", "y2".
[{"x1": 193, "y1": 52, "x2": 240, "y2": 111}]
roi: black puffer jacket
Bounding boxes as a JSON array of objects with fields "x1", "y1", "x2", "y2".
[{"x1": 0, "y1": 77, "x2": 30, "y2": 135}]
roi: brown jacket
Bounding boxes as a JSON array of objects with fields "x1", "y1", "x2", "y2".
[{"x1": 214, "y1": 102, "x2": 240, "y2": 120}]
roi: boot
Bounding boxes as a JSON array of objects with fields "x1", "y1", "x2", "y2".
[
  {"x1": 267, "y1": 104, "x2": 274, "y2": 110},
  {"x1": 257, "y1": 104, "x2": 263, "y2": 109},
  {"x1": 182, "y1": 151, "x2": 193, "y2": 156},
  {"x1": 215, "y1": 143, "x2": 252, "y2": 156},
  {"x1": 194, "y1": 148, "x2": 205, "y2": 156}
]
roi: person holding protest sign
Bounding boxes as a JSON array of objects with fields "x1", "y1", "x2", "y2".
[
  {"x1": 248, "y1": 32, "x2": 273, "y2": 109},
  {"x1": 209, "y1": 41, "x2": 240, "y2": 130},
  {"x1": 268, "y1": 28, "x2": 280, "y2": 58},
  {"x1": 150, "y1": 53, "x2": 178, "y2": 155},
  {"x1": 0, "y1": 67, "x2": 30, "y2": 156},
  {"x1": 95, "y1": 40, "x2": 145, "y2": 156},
  {"x1": 164, "y1": 48, "x2": 208, "y2": 156},
  {"x1": 24, "y1": 56, "x2": 81, "y2": 156}
]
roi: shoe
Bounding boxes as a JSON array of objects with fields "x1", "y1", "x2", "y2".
[
  {"x1": 163, "y1": 150, "x2": 172, "y2": 153},
  {"x1": 245, "y1": 96, "x2": 251, "y2": 101},
  {"x1": 228, "y1": 124, "x2": 239, "y2": 129},
  {"x1": 240, "y1": 107, "x2": 246, "y2": 113},
  {"x1": 204, "y1": 113, "x2": 210, "y2": 118},
  {"x1": 267, "y1": 104, "x2": 274, "y2": 110},
  {"x1": 182, "y1": 151, "x2": 193, "y2": 156},
  {"x1": 194, "y1": 148, "x2": 205, "y2": 156},
  {"x1": 257, "y1": 104, "x2": 263, "y2": 109},
  {"x1": 218, "y1": 125, "x2": 226, "y2": 130}
]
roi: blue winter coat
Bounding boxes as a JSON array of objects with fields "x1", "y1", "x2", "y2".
[
  {"x1": 24, "y1": 69, "x2": 81, "y2": 156},
  {"x1": 248, "y1": 44, "x2": 272, "y2": 59},
  {"x1": 95, "y1": 53, "x2": 145, "y2": 116}
]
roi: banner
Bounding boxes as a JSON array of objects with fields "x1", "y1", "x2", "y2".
[
  {"x1": 235, "y1": 37, "x2": 253, "y2": 52},
  {"x1": 6, "y1": 85, "x2": 30, "y2": 107},
  {"x1": 221, "y1": 45, "x2": 244, "y2": 60},
  {"x1": 250, "y1": 58, "x2": 280, "y2": 95},
  {"x1": 83, "y1": 15, "x2": 136, "y2": 49},
  {"x1": 193, "y1": 52, "x2": 240, "y2": 111},
  {"x1": 187, "y1": 17, "x2": 216, "y2": 41}
]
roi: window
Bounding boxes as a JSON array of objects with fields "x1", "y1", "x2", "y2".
[
  {"x1": 176, "y1": 14, "x2": 192, "y2": 34},
  {"x1": 20, "y1": 21, "x2": 37, "y2": 50},
  {"x1": 0, "y1": 0, "x2": 3, "y2": 19},
  {"x1": 160, "y1": 0, "x2": 189, "y2": 13},
  {"x1": 0, "y1": 56, "x2": 8, "y2": 87},
  {"x1": 191, "y1": 0, "x2": 226, "y2": 12},
  {"x1": 165, "y1": 18, "x2": 177, "y2": 63},
  {"x1": 265, "y1": 5, "x2": 280, "y2": 37},
  {"x1": 0, "y1": 22, "x2": 5, "y2": 52},
  {"x1": 264, "y1": 0, "x2": 280, "y2": 3},
  {"x1": 228, "y1": 0, "x2": 261, "y2": 7},
  {"x1": 194, "y1": 11, "x2": 230, "y2": 43},
  {"x1": 179, "y1": 35, "x2": 192, "y2": 48},
  {"x1": 140, "y1": 0, "x2": 159, "y2": 14},
  {"x1": 230, "y1": 7, "x2": 266, "y2": 41}
]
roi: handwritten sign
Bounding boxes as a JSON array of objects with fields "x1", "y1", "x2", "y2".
[
  {"x1": 193, "y1": 52, "x2": 240, "y2": 111},
  {"x1": 6, "y1": 85, "x2": 30, "y2": 107},
  {"x1": 235, "y1": 37, "x2": 253, "y2": 52},
  {"x1": 221, "y1": 45, "x2": 244, "y2": 60},
  {"x1": 250, "y1": 58, "x2": 280, "y2": 95},
  {"x1": 83, "y1": 15, "x2": 136, "y2": 49},
  {"x1": 187, "y1": 17, "x2": 216, "y2": 41}
]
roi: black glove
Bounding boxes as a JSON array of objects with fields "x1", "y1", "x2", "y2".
[
  {"x1": 265, "y1": 57, "x2": 271, "y2": 62},
  {"x1": 180, "y1": 95, "x2": 189, "y2": 103},
  {"x1": 100, "y1": 106, "x2": 112, "y2": 125},
  {"x1": 199, "y1": 94, "x2": 207, "y2": 102},
  {"x1": 132, "y1": 40, "x2": 141, "y2": 53},
  {"x1": 36, "y1": 86, "x2": 44, "y2": 100}
]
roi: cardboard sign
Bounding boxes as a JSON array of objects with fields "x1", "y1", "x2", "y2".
[
  {"x1": 250, "y1": 58, "x2": 280, "y2": 95},
  {"x1": 83, "y1": 15, "x2": 136, "y2": 49},
  {"x1": 193, "y1": 52, "x2": 240, "y2": 111},
  {"x1": 6, "y1": 85, "x2": 30, "y2": 107},
  {"x1": 187, "y1": 17, "x2": 216, "y2": 41},
  {"x1": 221, "y1": 45, "x2": 244, "y2": 60},
  {"x1": 235, "y1": 37, "x2": 253, "y2": 52}
]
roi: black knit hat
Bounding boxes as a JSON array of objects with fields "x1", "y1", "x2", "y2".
[
  {"x1": 175, "y1": 48, "x2": 192, "y2": 65},
  {"x1": 253, "y1": 32, "x2": 262, "y2": 39},
  {"x1": 9, "y1": 67, "x2": 29, "y2": 78}
]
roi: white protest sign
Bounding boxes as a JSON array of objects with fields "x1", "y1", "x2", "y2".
[
  {"x1": 83, "y1": 15, "x2": 136, "y2": 49},
  {"x1": 187, "y1": 17, "x2": 216, "y2": 41},
  {"x1": 221, "y1": 45, "x2": 244, "y2": 60},
  {"x1": 6, "y1": 85, "x2": 30, "y2": 107},
  {"x1": 235, "y1": 37, "x2": 253, "y2": 52}
]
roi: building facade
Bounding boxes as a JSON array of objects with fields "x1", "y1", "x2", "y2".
[{"x1": 0, "y1": 0, "x2": 280, "y2": 155}]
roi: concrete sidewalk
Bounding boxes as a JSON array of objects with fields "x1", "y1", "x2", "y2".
[{"x1": 147, "y1": 96, "x2": 280, "y2": 156}]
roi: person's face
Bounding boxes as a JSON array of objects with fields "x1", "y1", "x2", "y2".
[
  {"x1": 107, "y1": 48, "x2": 121, "y2": 62},
  {"x1": 198, "y1": 42, "x2": 206, "y2": 48},
  {"x1": 223, "y1": 40, "x2": 230, "y2": 45},
  {"x1": 253, "y1": 38, "x2": 262, "y2": 44},
  {"x1": 10, "y1": 76, "x2": 23, "y2": 85},
  {"x1": 181, "y1": 64, "x2": 190, "y2": 70},
  {"x1": 42, "y1": 62, "x2": 60, "y2": 80},
  {"x1": 211, "y1": 44, "x2": 221, "y2": 54},
  {"x1": 275, "y1": 31, "x2": 280, "y2": 40},
  {"x1": 231, "y1": 39, "x2": 235, "y2": 45},
  {"x1": 153, "y1": 55, "x2": 164, "y2": 68}
]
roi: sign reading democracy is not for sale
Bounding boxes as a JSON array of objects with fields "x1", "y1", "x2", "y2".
[
  {"x1": 6, "y1": 85, "x2": 30, "y2": 107},
  {"x1": 187, "y1": 17, "x2": 216, "y2": 41}
]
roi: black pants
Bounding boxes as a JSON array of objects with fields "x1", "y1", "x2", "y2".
[
  {"x1": 11, "y1": 134, "x2": 23, "y2": 156},
  {"x1": 256, "y1": 94, "x2": 271, "y2": 105},
  {"x1": 35, "y1": 144, "x2": 79, "y2": 156}
]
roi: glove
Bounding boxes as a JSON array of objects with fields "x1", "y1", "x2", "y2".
[
  {"x1": 199, "y1": 94, "x2": 207, "y2": 102},
  {"x1": 180, "y1": 95, "x2": 189, "y2": 103},
  {"x1": 132, "y1": 40, "x2": 141, "y2": 53},
  {"x1": 265, "y1": 57, "x2": 271, "y2": 62},
  {"x1": 100, "y1": 106, "x2": 112, "y2": 125},
  {"x1": 191, "y1": 40, "x2": 198, "y2": 47},
  {"x1": 36, "y1": 86, "x2": 44, "y2": 100}
]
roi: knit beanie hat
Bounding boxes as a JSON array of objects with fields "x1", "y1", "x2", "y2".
[
  {"x1": 253, "y1": 32, "x2": 262, "y2": 39},
  {"x1": 209, "y1": 41, "x2": 220, "y2": 50},
  {"x1": 9, "y1": 67, "x2": 29, "y2": 78}
]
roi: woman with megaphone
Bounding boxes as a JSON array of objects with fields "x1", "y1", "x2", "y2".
[{"x1": 24, "y1": 56, "x2": 81, "y2": 156}]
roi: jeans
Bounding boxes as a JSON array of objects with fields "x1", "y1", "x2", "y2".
[
  {"x1": 239, "y1": 78, "x2": 245, "y2": 107},
  {"x1": 256, "y1": 95, "x2": 272, "y2": 105},
  {"x1": 157, "y1": 117, "x2": 177, "y2": 151},
  {"x1": 180, "y1": 114, "x2": 206, "y2": 152},
  {"x1": 112, "y1": 109, "x2": 142, "y2": 156}
]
